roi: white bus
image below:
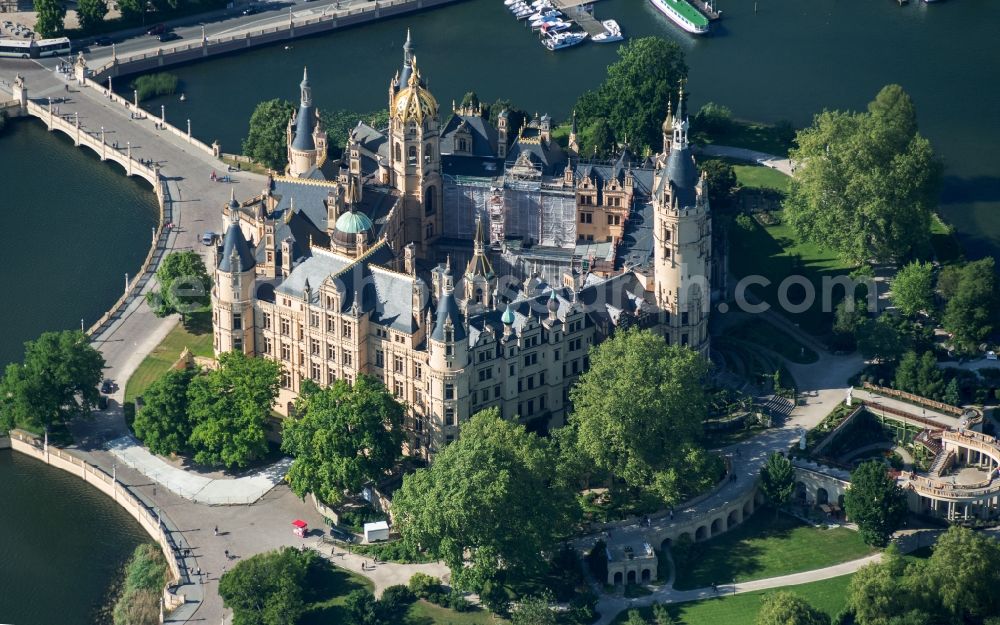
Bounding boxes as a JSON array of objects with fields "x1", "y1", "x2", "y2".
[
  {"x1": 0, "y1": 39, "x2": 32, "y2": 58},
  {"x1": 33, "y1": 37, "x2": 72, "y2": 57},
  {"x1": 0, "y1": 37, "x2": 71, "y2": 59}
]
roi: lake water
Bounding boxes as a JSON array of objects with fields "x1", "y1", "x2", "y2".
[
  {"x1": 0, "y1": 450, "x2": 148, "y2": 625},
  {"x1": 0, "y1": 118, "x2": 158, "y2": 367}
]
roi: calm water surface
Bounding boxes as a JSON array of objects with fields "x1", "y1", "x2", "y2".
[
  {"x1": 0, "y1": 450, "x2": 148, "y2": 625},
  {"x1": 0, "y1": 118, "x2": 158, "y2": 366},
  {"x1": 137, "y1": 0, "x2": 1000, "y2": 258}
]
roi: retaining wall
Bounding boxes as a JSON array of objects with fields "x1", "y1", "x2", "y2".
[{"x1": 8, "y1": 430, "x2": 186, "y2": 611}]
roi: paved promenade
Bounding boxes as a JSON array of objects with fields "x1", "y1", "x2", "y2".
[{"x1": 694, "y1": 144, "x2": 794, "y2": 175}]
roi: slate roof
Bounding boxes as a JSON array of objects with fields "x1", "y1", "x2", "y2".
[
  {"x1": 505, "y1": 130, "x2": 568, "y2": 176},
  {"x1": 440, "y1": 113, "x2": 499, "y2": 157},
  {"x1": 218, "y1": 222, "x2": 256, "y2": 272},
  {"x1": 615, "y1": 199, "x2": 655, "y2": 270},
  {"x1": 663, "y1": 145, "x2": 700, "y2": 208},
  {"x1": 275, "y1": 241, "x2": 426, "y2": 334},
  {"x1": 431, "y1": 287, "x2": 466, "y2": 342},
  {"x1": 350, "y1": 122, "x2": 390, "y2": 160}
]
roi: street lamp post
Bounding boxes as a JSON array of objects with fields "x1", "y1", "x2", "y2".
[
  {"x1": 134, "y1": 89, "x2": 138, "y2": 108},
  {"x1": 160, "y1": 104, "x2": 165, "y2": 127}
]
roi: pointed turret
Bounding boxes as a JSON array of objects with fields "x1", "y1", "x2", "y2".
[
  {"x1": 218, "y1": 217, "x2": 256, "y2": 273},
  {"x1": 291, "y1": 67, "x2": 315, "y2": 151},
  {"x1": 431, "y1": 268, "x2": 466, "y2": 343}
]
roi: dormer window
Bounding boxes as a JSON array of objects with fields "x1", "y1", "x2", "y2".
[{"x1": 458, "y1": 138, "x2": 468, "y2": 152}]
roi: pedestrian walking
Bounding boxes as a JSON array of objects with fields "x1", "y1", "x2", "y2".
[
  {"x1": 214, "y1": 526, "x2": 218, "y2": 536},
  {"x1": 224, "y1": 549, "x2": 229, "y2": 559}
]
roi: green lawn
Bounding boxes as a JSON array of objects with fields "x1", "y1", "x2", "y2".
[
  {"x1": 733, "y1": 164, "x2": 791, "y2": 193},
  {"x1": 728, "y1": 210, "x2": 857, "y2": 335},
  {"x1": 695, "y1": 120, "x2": 795, "y2": 158},
  {"x1": 728, "y1": 318, "x2": 818, "y2": 364},
  {"x1": 930, "y1": 213, "x2": 963, "y2": 265},
  {"x1": 611, "y1": 575, "x2": 852, "y2": 625},
  {"x1": 301, "y1": 563, "x2": 502, "y2": 625},
  {"x1": 123, "y1": 313, "x2": 214, "y2": 403},
  {"x1": 671, "y1": 509, "x2": 875, "y2": 590}
]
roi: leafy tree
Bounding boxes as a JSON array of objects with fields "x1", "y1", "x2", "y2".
[
  {"x1": 942, "y1": 378, "x2": 961, "y2": 407},
  {"x1": 857, "y1": 316, "x2": 907, "y2": 364},
  {"x1": 459, "y1": 91, "x2": 480, "y2": 110},
  {"x1": 699, "y1": 159, "x2": 738, "y2": 210},
  {"x1": 585, "y1": 117, "x2": 615, "y2": 157},
  {"x1": 132, "y1": 368, "x2": 195, "y2": 456},
  {"x1": 76, "y1": 0, "x2": 107, "y2": 31},
  {"x1": 785, "y1": 86, "x2": 941, "y2": 264},
  {"x1": 936, "y1": 264, "x2": 962, "y2": 300},
  {"x1": 757, "y1": 591, "x2": 830, "y2": 625},
  {"x1": 0, "y1": 330, "x2": 104, "y2": 432},
  {"x1": 575, "y1": 37, "x2": 688, "y2": 153},
  {"x1": 187, "y1": 351, "x2": 280, "y2": 469},
  {"x1": 34, "y1": 0, "x2": 66, "y2": 37},
  {"x1": 512, "y1": 594, "x2": 557, "y2": 625},
  {"x1": 623, "y1": 610, "x2": 650, "y2": 625},
  {"x1": 570, "y1": 328, "x2": 710, "y2": 504},
  {"x1": 146, "y1": 251, "x2": 211, "y2": 321},
  {"x1": 833, "y1": 298, "x2": 867, "y2": 339},
  {"x1": 891, "y1": 261, "x2": 934, "y2": 318},
  {"x1": 391, "y1": 409, "x2": 578, "y2": 592},
  {"x1": 942, "y1": 258, "x2": 998, "y2": 352},
  {"x1": 483, "y1": 98, "x2": 529, "y2": 142},
  {"x1": 218, "y1": 547, "x2": 311, "y2": 625},
  {"x1": 344, "y1": 589, "x2": 380, "y2": 625},
  {"x1": 242, "y1": 99, "x2": 295, "y2": 171},
  {"x1": 692, "y1": 102, "x2": 733, "y2": 135},
  {"x1": 867, "y1": 84, "x2": 917, "y2": 149},
  {"x1": 759, "y1": 452, "x2": 795, "y2": 513},
  {"x1": 843, "y1": 460, "x2": 908, "y2": 547},
  {"x1": 652, "y1": 603, "x2": 676, "y2": 625},
  {"x1": 893, "y1": 350, "x2": 942, "y2": 398},
  {"x1": 282, "y1": 374, "x2": 404, "y2": 506},
  {"x1": 920, "y1": 526, "x2": 1000, "y2": 623},
  {"x1": 116, "y1": 0, "x2": 142, "y2": 21}
]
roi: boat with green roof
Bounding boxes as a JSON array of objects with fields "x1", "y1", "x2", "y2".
[{"x1": 649, "y1": 0, "x2": 711, "y2": 34}]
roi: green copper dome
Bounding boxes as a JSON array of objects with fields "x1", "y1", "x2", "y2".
[
  {"x1": 501, "y1": 304, "x2": 515, "y2": 325},
  {"x1": 335, "y1": 210, "x2": 373, "y2": 235}
]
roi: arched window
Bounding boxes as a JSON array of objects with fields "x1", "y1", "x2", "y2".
[
  {"x1": 425, "y1": 143, "x2": 433, "y2": 159},
  {"x1": 424, "y1": 186, "x2": 436, "y2": 216},
  {"x1": 394, "y1": 143, "x2": 401, "y2": 162},
  {"x1": 408, "y1": 145, "x2": 417, "y2": 160}
]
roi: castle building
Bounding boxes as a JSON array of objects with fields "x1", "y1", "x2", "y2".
[{"x1": 211, "y1": 32, "x2": 717, "y2": 455}]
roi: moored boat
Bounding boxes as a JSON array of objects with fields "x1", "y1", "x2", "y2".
[
  {"x1": 593, "y1": 18, "x2": 624, "y2": 42},
  {"x1": 649, "y1": 0, "x2": 710, "y2": 34},
  {"x1": 541, "y1": 30, "x2": 587, "y2": 51}
]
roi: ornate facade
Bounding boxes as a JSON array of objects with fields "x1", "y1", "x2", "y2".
[{"x1": 211, "y1": 32, "x2": 716, "y2": 455}]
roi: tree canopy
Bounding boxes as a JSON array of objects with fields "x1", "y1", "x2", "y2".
[
  {"x1": 76, "y1": 0, "x2": 108, "y2": 31},
  {"x1": 785, "y1": 85, "x2": 941, "y2": 264},
  {"x1": 391, "y1": 409, "x2": 578, "y2": 592},
  {"x1": 0, "y1": 330, "x2": 104, "y2": 432},
  {"x1": 187, "y1": 351, "x2": 280, "y2": 469},
  {"x1": 575, "y1": 37, "x2": 688, "y2": 153},
  {"x1": 34, "y1": 0, "x2": 66, "y2": 37},
  {"x1": 759, "y1": 452, "x2": 795, "y2": 512},
  {"x1": 848, "y1": 527, "x2": 1000, "y2": 625},
  {"x1": 242, "y1": 99, "x2": 295, "y2": 171},
  {"x1": 893, "y1": 350, "x2": 943, "y2": 399},
  {"x1": 698, "y1": 159, "x2": 738, "y2": 211},
  {"x1": 219, "y1": 547, "x2": 313, "y2": 625},
  {"x1": 891, "y1": 261, "x2": 934, "y2": 318},
  {"x1": 569, "y1": 328, "x2": 712, "y2": 504},
  {"x1": 320, "y1": 108, "x2": 389, "y2": 157},
  {"x1": 282, "y1": 375, "x2": 405, "y2": 506},
  {"x1": 132, "y1": 368, "x2": 195, "y2": 456},
  {"x1": 756, "y1": 591, "x2": 830, "y2": 625},
  {"x1": 146, "y1": 251, "x2": 212, "y2": 320},
  {"x1": 942, "y1": 257, "x2": 997, "y2": 353},
  {"x1": 843, "y1": 460, "x2": 908, "y2": 547}
]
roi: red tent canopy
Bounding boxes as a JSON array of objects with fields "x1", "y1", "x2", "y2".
[{"x1": 291, "y1": 519, "x2": 308, "y2": 528}]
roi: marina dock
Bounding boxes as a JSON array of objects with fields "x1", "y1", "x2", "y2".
[
  {"x1": 690, "y1": 0, "x2": 721, "y2": 20},
  {"x1": 551, "y1": 0, "x2": 610, "y2": 37}
]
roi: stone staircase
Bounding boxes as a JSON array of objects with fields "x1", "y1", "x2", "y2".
[{"x1": 929, "y1": 449, "x2": 955, "y2": 477}]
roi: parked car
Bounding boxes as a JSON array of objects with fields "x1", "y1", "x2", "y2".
[
  {"x1": 158, "y1": 31, "x2": 180, "y2": 42},
  {"x1": 242, "y1": 5, "x2": 258, "y2": 14},
  {"x1": 201, "y1": 232, "x2": 216, "y2": 246},
  {"x1": 146, "y1": 23, "x2": 166, "y2": 35},
  {"x1": 100, "y1": 379, "x2": 114, "y2": 394},
  {"x1": 94, "y1": 36, "x2": 113, "y2": 46}
]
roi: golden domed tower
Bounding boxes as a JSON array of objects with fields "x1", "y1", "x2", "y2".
[{"x1": 388, "y1": 30, "x2": 443, "y2": 259}]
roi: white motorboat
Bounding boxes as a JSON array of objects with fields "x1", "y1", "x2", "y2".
[
  {"x1": 529, "y1": 8, "x2": 560, "y2": 21},
  {"x1": 541, "y1": 30, "x2": 587, "y2": 50},
  {"x1": 504, "y1": 0, "x2": 520, "y2": 5},
  {"x1": 514, "y1": 7, "x2": 534, "y2": 18},
  {"x1": 532, "y1": 16, "x2": 566, "y2": 29},
  {"x1": 593, "y1": 19, "x2": 624, "y2": 42},
  {"x1": 539, "y1": 20, "x2": 572, "y2": 33}
]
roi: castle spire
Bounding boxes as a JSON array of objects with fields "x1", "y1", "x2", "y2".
[{"x1": 299, "y1": 66, "x2": 311, "y2": 108}]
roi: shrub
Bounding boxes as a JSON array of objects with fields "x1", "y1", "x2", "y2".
[
  {"x1": 112, "y1": 544, "x2": 167, "y2": 625},
  {"x1": 407, "y1": 572, "x2": 441, "y2": 598},
  {"x1": 378, "y1": 584, "x2": 415, "y2": 617},
  {"x1": 585, "y1": 539, "x2": 609, "y2": 582}
]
